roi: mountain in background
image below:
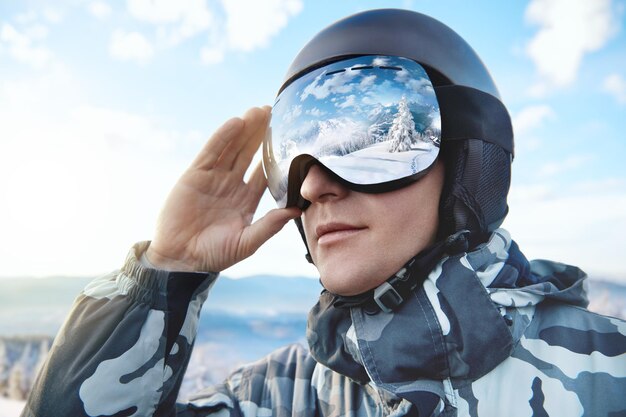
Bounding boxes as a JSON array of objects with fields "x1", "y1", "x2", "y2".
[{"x1": 0, "y1": 274, "x2": 624, "y2": 403}]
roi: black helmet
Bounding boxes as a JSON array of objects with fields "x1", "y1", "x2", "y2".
[{"x1": 280, "y1": 8, "x2": 514, "y2": 253}]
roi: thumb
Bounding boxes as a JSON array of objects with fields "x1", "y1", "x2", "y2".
[{"x1": 238, "y1": 207, "x2": 302, "y2": 258}]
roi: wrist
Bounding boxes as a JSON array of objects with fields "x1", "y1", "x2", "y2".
[{"x1": 144, "y1": 246, "x2": 200, "y2": 272}]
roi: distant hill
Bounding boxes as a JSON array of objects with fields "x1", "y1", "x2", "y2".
[
  {"x1": 206, "y1": 274, "x2": 322, "y2": 314},
  {"x1": 0, "y1": 274, "x2": 624, "y2": 335},
  {"x1": 0, "y1": 274, "x2": 321, "y2": 336},
  {"x1": 0, "y1": 274, "x2": 624, "y2": 402},
  {"x1": 0, "y1": 276, "x2": 93, "y2": 336}
]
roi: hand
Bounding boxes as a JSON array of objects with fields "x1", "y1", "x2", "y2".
[{"x1": 146, "y1": 106, "x2": 301, "y2": 272}]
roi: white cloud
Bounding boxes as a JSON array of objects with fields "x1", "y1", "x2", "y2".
[
  {"x1": 300, "y1": 70, "x2": 359, "y2": 100},
  {"x1": 509, "y1": 184, "x2": 554, "y2": 202},
  {"x1": 537, "y1": 154, "x2": 592, "y2": 177},
  {"x1": 359, "y1": 74, "x2": 376, "y2": 89},
  {"x1": 572, "y1": 177, "x2": 626, "y2": 194},
  {"x1": 42, "y1": 8, "x2": 64, "y2": 24},
  {"x1": 306, "y1": 107, "x2": 323, "y2": 117},
  {"x1": 24, "y1": 23, "x2": 48, "y2": 40},
  {"x1": 109, "y1": 29, "x2": 154, "y2": 62},
  {"x1": 200, "y1": 45, "x2": 225, "y2": 65},
  {"x1": 525, "y1": 0, "x2": 619, "y2": 94},
  {"x1": 127, "y1": 0, "x2": 213, "y2": 46},
  {"x1": 119, "y1": 0, "x2": 302, "y2": 65},
  {"x1": 15, "y1": 8, "x2": 64, "y2": 25},
  {"x1": 88, "y1": 1, "x2": 113, "y2": 19},
  {"x1": 70, "y1": 105, "x2": 191, "y2": 152},
  {"x1": 402, "y1": 0, "x2": 415, "y2": 10},
  {"x1": 337, "y1": 94, "x2": 357, "y2": 109},
  {"x1": 603, "y1": 73, "x2": 626, "y2": 104},
  {"x1": 281, "y1": 104, "x2": 302, "y2": 123},
  {"x1": 506, "y1": 181, "x2": 626, "y2": 281},
  {"x1": 0, "y1": 23, "x2": 53, "y2": 67},
  {"x1": 221, "y1": 0, "x2": 302, "y2": 52},
  {"x1": 513, "y1": 104, "x2": 555, "y2": 136},
  {"x1": 15, "y1": 11, "x2": 38, "y2": 24},
  {"x1": 128, "y1": 0, "x2": 201, "y2": 23},
  {"x1": 0, "y1": 63, "x2": 79, "y2": 112},
  {"x1": 372, "y1": 56, "x2": 390, "y2": 67},
  {"x1": 0, "y1": 70, "x2": 202, "y2": 277}
]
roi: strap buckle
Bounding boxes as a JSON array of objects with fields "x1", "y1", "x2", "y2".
[{"x1": 373, "y1": 282, "x2": 403, "y2": 313}]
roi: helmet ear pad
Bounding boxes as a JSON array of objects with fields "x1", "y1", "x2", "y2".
[{"x1": 437, "y1": 139, "x2": 512, "y2": 241}]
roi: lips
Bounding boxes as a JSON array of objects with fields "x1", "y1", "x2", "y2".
[{"x1": 315, "y1": 222, "x2": 366, "y2": 242}]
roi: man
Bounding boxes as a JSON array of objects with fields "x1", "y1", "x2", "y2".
[{"x1": 24, "y1": 9, "x2": 626, "y2": 417}]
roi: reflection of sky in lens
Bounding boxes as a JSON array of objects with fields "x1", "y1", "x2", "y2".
[
  {"x1": 300, "y1": 57, "x2": 435, "y2": 110},
  {"x1": 271, "y1": 56, "x2": 439, "y2": 159}
]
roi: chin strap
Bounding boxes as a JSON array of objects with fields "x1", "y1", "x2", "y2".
[{"x1": 331, "y1": 230, "x2": 485, "y2": 313}]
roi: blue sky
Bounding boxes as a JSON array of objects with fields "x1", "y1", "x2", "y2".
[{"x1": 0, "y1": 0, "x2": 625, "y2": 282}]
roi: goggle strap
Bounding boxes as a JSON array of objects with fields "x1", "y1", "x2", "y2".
[{"x1": 294, "y1": 217, "x2": 314, "y2": 264}]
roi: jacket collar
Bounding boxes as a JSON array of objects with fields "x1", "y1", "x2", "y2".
[{"x1": 307, "y1": 229, "x2": 588, "y2": 400}]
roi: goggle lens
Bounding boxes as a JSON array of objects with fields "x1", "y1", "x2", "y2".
[{"x1": 264, "y1": 55, "x2": 441, "y2": 208}]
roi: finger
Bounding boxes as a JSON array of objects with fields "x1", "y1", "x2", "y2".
[
  {"x1": 216, "y1": 107, "x2": 269, "y2": 172},
  {"x1": 221, "y1": 106, "x2": 269, "y2": 172},
  {"x1": 191, "y1": 117, "x2": 244, "y2": 171},
  {"x1": 232, "y1": 105, "x2": 271, "y2": 176},
  {"x1": 238, "y1": 207, "x2": 302, "y2": 258},
  {"x1": 244, "y1": 162, "x2": 268, "y2": 210}
]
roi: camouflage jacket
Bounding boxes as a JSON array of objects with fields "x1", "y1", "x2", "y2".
[{"x1": 24, "y1": 229, "x2": 626, "y2": 417}]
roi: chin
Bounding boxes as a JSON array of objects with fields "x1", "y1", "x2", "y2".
[{"x1": 319, "y1": 267, "x2": 385, "y2": 296}]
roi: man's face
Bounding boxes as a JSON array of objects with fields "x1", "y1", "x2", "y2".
[{"x1": 301, "y1": 160, "x2": 445, "y2": 296}]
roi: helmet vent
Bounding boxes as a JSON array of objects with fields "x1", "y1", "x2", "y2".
[
  {"x1": 379, "y1": 65, "x2": 402, "y2": 71},
  {"x1": 326, "y1": 69, "x2": 345, "y2": 76}
]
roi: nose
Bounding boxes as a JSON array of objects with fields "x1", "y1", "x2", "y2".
[{"x1": 300, "y1": 164, "x2": 349, "y2": 204}]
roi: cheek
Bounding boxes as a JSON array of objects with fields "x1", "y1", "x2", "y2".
[
  {"x1": 375, "y1": 193, "x2": 440, "y2": 251},
  {"x1": 377, "y1": 210, "x2": 427, "y2": 253}
]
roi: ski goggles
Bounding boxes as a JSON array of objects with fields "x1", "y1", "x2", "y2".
[{"x1": 264, "y1": 55, "x2": 442, "y2": 209}]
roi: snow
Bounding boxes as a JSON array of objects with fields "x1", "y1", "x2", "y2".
[
  {"x1": 319, "y1": 140, "x2": 438, "y2": 184},
  {"x1": 0, "y1": 397, "x2": 24, "y2": 417}
]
